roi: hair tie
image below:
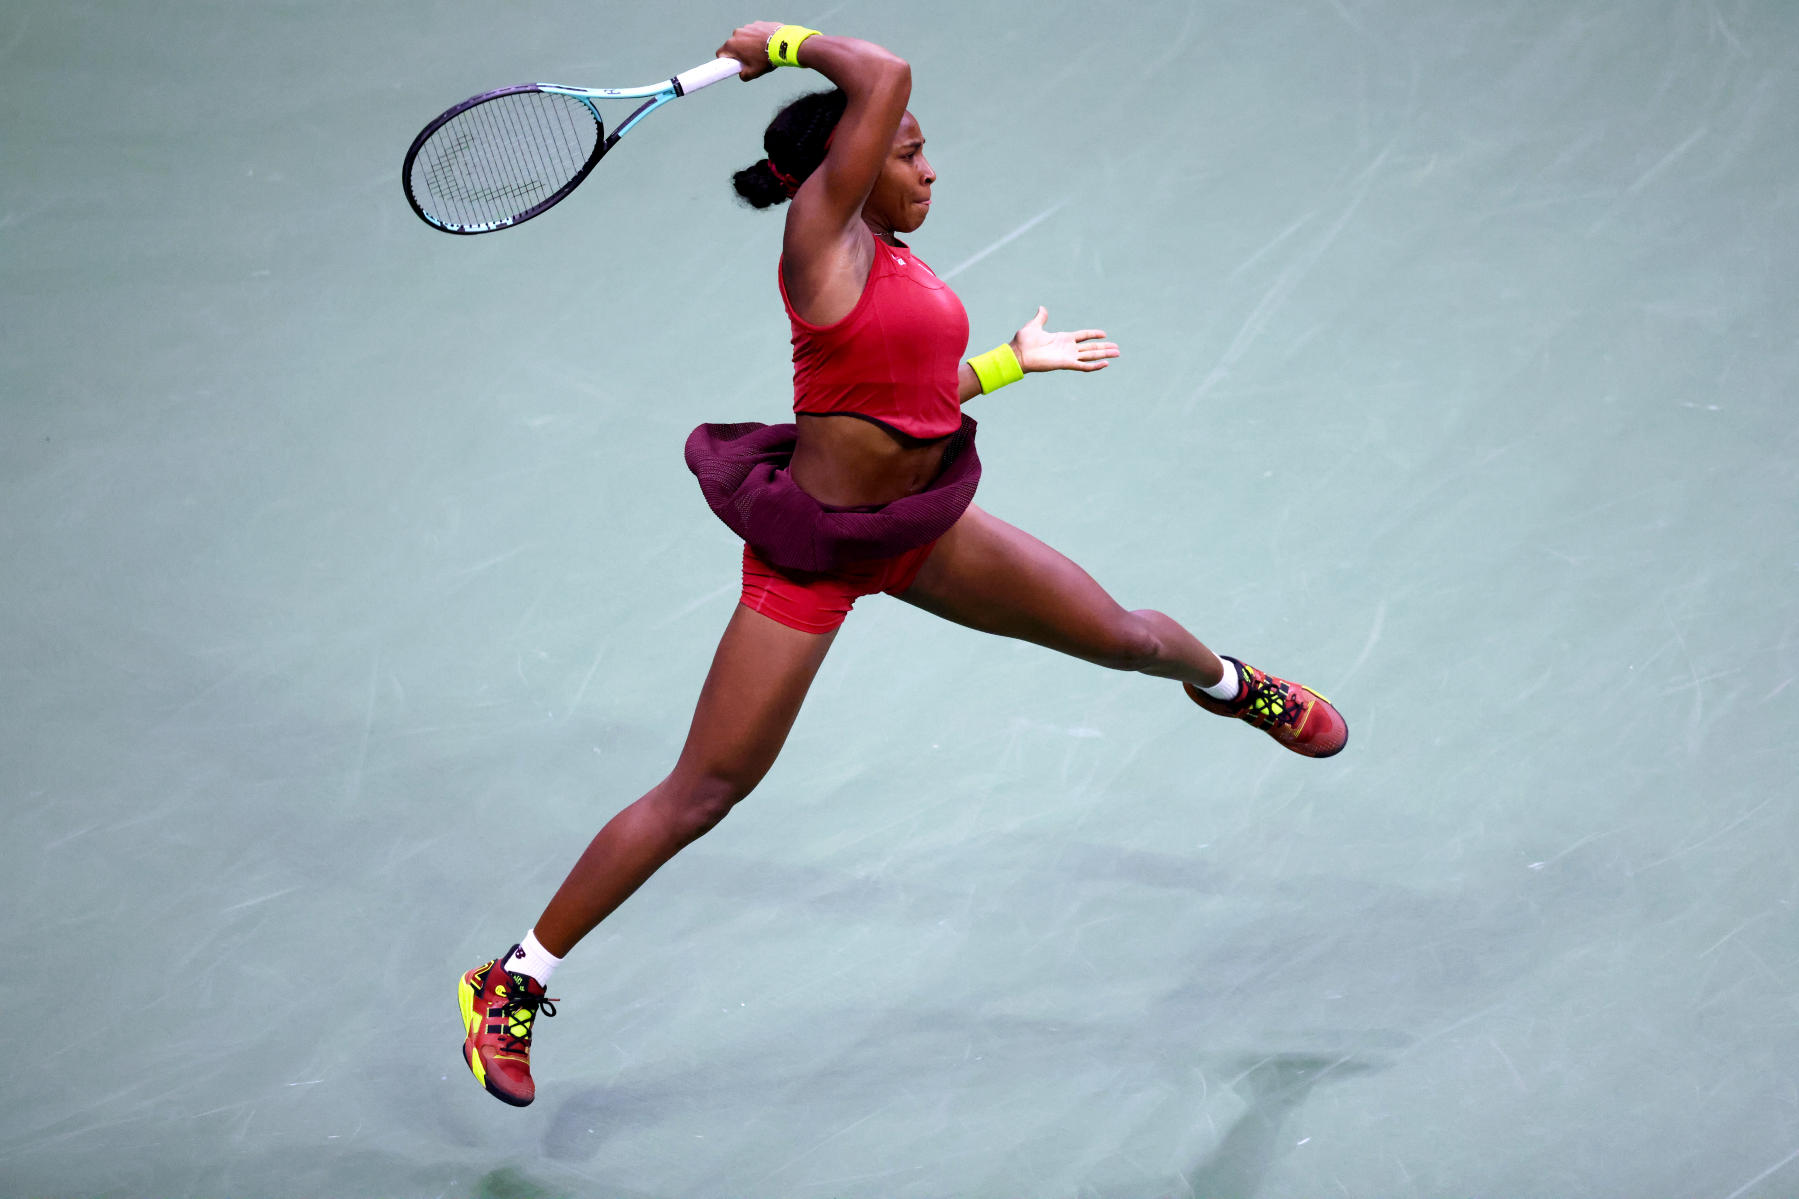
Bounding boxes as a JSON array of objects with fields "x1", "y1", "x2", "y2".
[{"x1": 766, "y1": 159, "x2": 802, "y2": 198}]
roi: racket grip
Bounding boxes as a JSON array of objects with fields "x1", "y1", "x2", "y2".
[{"x1": 676, "y1": 57, "x2": 742, "y2": 94}]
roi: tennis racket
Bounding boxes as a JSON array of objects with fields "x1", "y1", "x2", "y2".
[{"x1": 403, "y1": 57, "x2": 742, "y2": 235}]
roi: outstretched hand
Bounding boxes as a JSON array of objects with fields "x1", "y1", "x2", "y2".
[{"x1": 1010, "y1": 307, "x2": 1119, "y2": 374}]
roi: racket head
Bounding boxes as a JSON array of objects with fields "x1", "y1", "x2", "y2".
[{"x1": 403, "y1": 85, "x2": 607, "y2": 234}]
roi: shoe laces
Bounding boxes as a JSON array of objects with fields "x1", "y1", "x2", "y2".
[
  {"x1": 489, "y1": 970, "x2": 558, "y2": 1052},
  {"x1": 1240, "y1": 668, "x2": 1307, "y2": 731}
]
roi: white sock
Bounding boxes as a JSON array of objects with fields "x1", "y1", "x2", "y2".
[
  {"x1": 1197, "y1": 657, "x2": 1241, "y2": 701},
  {"x1": 507, "y1": 929, "x2": 562, "y2": 986}
]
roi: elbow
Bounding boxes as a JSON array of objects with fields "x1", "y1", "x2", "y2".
[
  {"x1": 878, "y1": 52, "x2": 911, "y2": 83},
  {"x1": 879, "y1": 56, "x2": 911, "y2": 108},
  {"x1": 820, "y1": 36, "x2": 910, "y2": 100},
  {"x1": 857, "y1": 45, "x2": 910, "y2": 97}
]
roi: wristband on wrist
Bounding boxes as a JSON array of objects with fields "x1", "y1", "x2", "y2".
[
  {"x1": 968, "y1": 344, "x2": 1025, "y2": 394},
  {"x1": 767, "y1": 25, "x2": 821, "y2": 68}
]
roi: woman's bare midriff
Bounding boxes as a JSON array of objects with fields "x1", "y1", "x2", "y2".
[{"x1": 788, "y1": 414, "x2": 951, "y2": 508}]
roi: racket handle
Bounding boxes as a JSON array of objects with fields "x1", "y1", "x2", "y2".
[{"x1": 676, "y1": 58, "x2": 742, "y2": 94}]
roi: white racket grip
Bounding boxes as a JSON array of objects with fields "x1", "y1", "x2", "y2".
[{"x1": 676, "y1": 58, "x2": 741, "y2": 95}]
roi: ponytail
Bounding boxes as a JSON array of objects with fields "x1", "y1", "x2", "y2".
[{"x1": 729, "y1": 89, "x2": 848, "y2": 209}]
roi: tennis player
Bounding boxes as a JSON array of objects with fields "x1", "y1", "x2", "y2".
[{"x1": 458, "y1": 22, "x2": 1348, "y2": 1107}]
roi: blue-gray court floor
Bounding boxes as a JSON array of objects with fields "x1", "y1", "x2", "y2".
[{"x1": 4, "y1": 1, "x2": 1797, "y2": 1196}]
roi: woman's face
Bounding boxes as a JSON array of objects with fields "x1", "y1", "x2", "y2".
[{"x1": 863, "y1": 112, "x2": 935, "y2": 234}]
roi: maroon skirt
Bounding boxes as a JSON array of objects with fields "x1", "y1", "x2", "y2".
[{"x1": 684, "y1": 415, "x2": 981, "y2": 574}]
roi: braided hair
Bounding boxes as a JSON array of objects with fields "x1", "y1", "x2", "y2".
[{"x1": 731, "y1": 88, "x2": 849, "y2": 209}]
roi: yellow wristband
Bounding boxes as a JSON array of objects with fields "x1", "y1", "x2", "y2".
[
  {"x1": 767, "y1": 25, "x2": 821, "y2": 68},
  {"x1": 968, "y1": 344, "x2": 1024, "y2": 394}
]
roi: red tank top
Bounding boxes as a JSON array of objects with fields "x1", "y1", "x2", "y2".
[{"x1": 782, "y1": 240, "x2": 970, "y2": 440}]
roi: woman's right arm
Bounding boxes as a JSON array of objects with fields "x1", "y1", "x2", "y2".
[{"x1": 717, "y1": 24, "x2": 910, "y2": 318}]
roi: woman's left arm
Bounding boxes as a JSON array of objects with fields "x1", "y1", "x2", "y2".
[{"x1": 959, "y1": 307, "x2": 1120, "y2": 402}]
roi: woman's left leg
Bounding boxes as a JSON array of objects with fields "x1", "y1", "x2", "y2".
[
  {"x1": 898, "y1": 505, "x2": 1348, "y2": 758},
  {"x1": 897, "y1": 504, "x2": 1227, "y2": 688}
]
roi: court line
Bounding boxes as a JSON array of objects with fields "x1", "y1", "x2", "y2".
[
  {"x1": 1707, "y1": 2, "x2": 1748, "y2": 57},
  {"x1": 1630, "y1": 796, "x2": 1774, "y2": 874},
  {"x1": 1697, "y1": 910, "x2": 1774, "y2": 958},
  {"x1": 223, "y1": 887, "x2": 299, "y2": 913},
  {"x1": 1334, "y1": 599, "x2": 1386, "y2": 692},
  {"x1": 1227, "y1": 213, "x2": 1314, "y2": 283},
  {"x1": 1189, "y1": 143, "x2": 1393, "y2": 410},
  {"x1": 1324, "y1": 0, "x2": 1366, "y2": 34},
  {"x1": 1720, "y1": 1146, "x2": 1799, "y2": 1199},
  {"x1": 1627, "y1": 126, "x2": 1709, "y2": 195},
  {"x1": 344, "y1": 652, "x2": 380, "y2": 808},
  {"x1": 941, "y1": 200, "x2": 1070, "y2": 280},
  {"x1": 1588, "y1": 126, "x2": 1710, "y2": 236},
  {"x1": 647, "y1": 580, "x2": 737, "y2": 629},
  {"x1": 565, "y1": 643, "x2": 606, "y2": 720}
]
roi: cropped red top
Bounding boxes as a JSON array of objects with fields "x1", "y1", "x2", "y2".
[{"x1": 781, "y1": 240, "x2": 970, "y2": 441}]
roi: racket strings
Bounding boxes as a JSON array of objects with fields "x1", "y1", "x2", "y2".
[{"x1": 411, "y1": 90, "x2": 601, "y2": 230}]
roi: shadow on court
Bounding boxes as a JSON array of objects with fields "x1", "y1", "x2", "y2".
[{"x1": 541, "y1": 1006, "x2": 1391, "y2": 1196}]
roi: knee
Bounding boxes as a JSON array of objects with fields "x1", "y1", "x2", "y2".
[
  {"x1": 652, "y1": 770, "x2": 758, "y2": 844},
  {"x1": 1089, "y1": 611, "x2": 1164, "y2": 673}
]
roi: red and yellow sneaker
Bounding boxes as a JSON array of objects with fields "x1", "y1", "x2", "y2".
[
  {"x1": 1185, "y1": 656, "x2": 1348, "y2": 758},
  {"x1": 458, "y1": 946, "x2": 557, "y2": 1107}
]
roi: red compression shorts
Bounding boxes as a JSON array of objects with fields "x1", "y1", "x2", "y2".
[{"x1": 739, "y1": 541, "x2": 938, "y2": 634}]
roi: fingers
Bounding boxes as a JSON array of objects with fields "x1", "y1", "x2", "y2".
[
  {"x1": 721, "y1": 50, "x2": 772, "y2": 80},
  {"x1": 1028, "y1": 306, "x2": 1048, "y2": 329},
  {"x1": 721, "y1": 23, "x2": 777, "y2": 79},
  {"x1": 1072, "y1": 343, "x2": 1119, "y2": 372}
]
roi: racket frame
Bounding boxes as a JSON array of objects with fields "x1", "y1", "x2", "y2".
[{"x1": 403, "y1": 57, "x2": 741, "y2": 235}]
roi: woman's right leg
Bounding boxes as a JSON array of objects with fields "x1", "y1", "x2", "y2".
[
  {"x1": 458, "y1": 601, "x2": 836, "y2": 1107},
  {"x1": 533, "y1": 601, "x2": 839, "y2": 956}
]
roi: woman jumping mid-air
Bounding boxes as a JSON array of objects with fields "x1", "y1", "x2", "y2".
[{"x1": 458, "y1": 21, "x2": 1348, "y2": 1107}]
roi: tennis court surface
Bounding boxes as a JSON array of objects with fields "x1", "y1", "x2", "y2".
[{"x1": 4, "y1": 1, "x2": 1797, "y2": 1194}]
